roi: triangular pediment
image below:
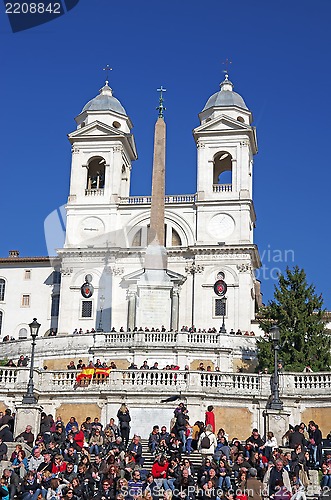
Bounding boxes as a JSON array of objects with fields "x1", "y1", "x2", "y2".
[
  {"x1": 68, "y1": 121, "x2": 125, "y2": 140},
  {"x1": 194, "y1": 114, "x2": 250, "y2": 134}
]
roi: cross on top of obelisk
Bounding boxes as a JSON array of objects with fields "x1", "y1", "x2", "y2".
[
  {"x1": 222, "y1": 58, "x2": 232, "y2": 80},
  {"x1": 103, "y1": 65, "x2": 113, "y2": 85},
  {"x1": 156, "y1": 86, "x2": 167, "y2": 118}
]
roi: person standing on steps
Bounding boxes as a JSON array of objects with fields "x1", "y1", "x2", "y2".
[
  {"x1": 117, "y1": 404, "x2": 131, "y2": 449},
  {"x1": 205, "y1": 406, "x2": 215, "y2": 433}
]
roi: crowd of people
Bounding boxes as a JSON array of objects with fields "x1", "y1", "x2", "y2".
[
  {"x1": 0, "y1": 404, "x2": 330, "y2": 500},
  {"x1": 66, "y1": 360, "x2": 225, "y2": 372}
]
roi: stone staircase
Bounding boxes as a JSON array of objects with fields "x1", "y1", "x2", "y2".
[
  {"x1": 0, "y1": 442, "x2": 32, "y2": 476},
  {"x1": 139, "y1": 438, "x2": 204, "y2": 471}
]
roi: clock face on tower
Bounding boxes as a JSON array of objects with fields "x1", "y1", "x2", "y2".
[
  {"x1": 207, "y1": 213, "x2": 235, "y2": 240},
  {"x1": 79, "y1": 217, "x2": 105, "y2": 240}
]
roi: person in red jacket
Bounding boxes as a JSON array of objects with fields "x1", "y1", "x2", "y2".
[
  {"x1": 205, "y1": 405, "x2": 215, "y2": 433},
  {"x1": 151, "y1": 455, "x2": 169, "y2": 486},
  {"x1": 69, "y1": 425, "x2": 85, "y2": 451},
  {"x1": 51, "y1": 454, "x2": 67, "y2": 474}
]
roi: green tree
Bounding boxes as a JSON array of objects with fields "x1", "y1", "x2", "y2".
[{"x1": 257, "y1": 266, "x2": 331, "y2": 372}]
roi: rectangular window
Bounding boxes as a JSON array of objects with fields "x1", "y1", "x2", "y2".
[
  {"x1": 0, "y1": 280, "x2": 5, "y2": 301},
  {"x1": 215, "y1": 298, "x2": 226, "y2": 317},
  {"x1": 21, "y1": 294, "x2": 30, "y2": 307},
  {"x1": 51, "y1": 295, "x2": 60, "y2": 317},
  {"x1": 24, "y1": 270, "x2": 31, "y2": 280},
  {"x1": 82, "y1": 300, "x2": 92, "y2": 318}
]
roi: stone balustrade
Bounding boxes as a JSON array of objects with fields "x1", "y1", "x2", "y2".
[
  {"x1": 213, "y1": 184, "x2": 232, "y2": 192},
  {"x1": 119, "y1": 194, "x2": 196, "y2": 204},
  {"x1": 85, "y1": 188, "x2": 104, "y2": 196},
  {"x1": 1, "y1": 367, "x2": 331, "y2": 399},
  {"x1": 0, "y1": 331, "x2": 258, "y2": 361},
  {"x1": 99, "y1": 331, "x2": 248, "y2": 349}
]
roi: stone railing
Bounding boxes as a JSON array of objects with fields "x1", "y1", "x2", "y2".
[
  {"x1": 282, "y1": 372, "x2": 331, "y2": 395},
  {"x1": 199, "y1": 372, "x2": 262, "y2": 391},
  {"x1": 0, "y1": 330, "x2": 259, "y2": 357},
  {"x1": 213, "y1": 184, "x2": 232, "y2": 192},
  {"x1": 2, "y1": 368, "x2": 330, "y2": 399},
  {"x1": 119, "y1": 194, "x2": 196, "y2": 204},
  {"x1": 143, "y1": 332, "x2": 178, "y2": 343},
  {"x1": 97, "y1": 331, "x2": 226, "y2": 348},
  {"x1": 85, "y1": 188, "x2": 104, "y2": 196},
  {"x1": 104, "y1": 332, "x2": 135, "y2": 344},
  {"x1": 0, "y1": 367, "x2": 18, "y2": 385},
  {"x1": 187, "y1": 332, "x2": 219, "y2": 344}
]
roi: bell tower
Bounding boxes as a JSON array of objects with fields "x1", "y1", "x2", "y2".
[
  {"x1": 193, "y1": 73, "x2": 258, "y2": 246},
  {"x1": 64, "y1": 78, "x2": 137, "y2": 248}
]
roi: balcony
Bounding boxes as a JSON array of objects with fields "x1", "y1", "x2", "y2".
[
  {"x1": 85, "y1": 189, "x2": 104, "y2": 196},
  {"x1": 119, "y1": 194, "x2": 197, "y2": 204},
  {"x1": 213, "y1": 184, "x2": 232, "y2": 193}
]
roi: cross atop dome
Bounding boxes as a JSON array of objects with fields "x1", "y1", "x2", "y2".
[
  {"x1": 156, "y1": 86, "x2": 166, "y2": 119},
  {"x1": 221, "y1": 58, "x2": 234, "y2": 91},
  {"x1": 103, "y1": 64, "x2": 113, "y2": 86}
]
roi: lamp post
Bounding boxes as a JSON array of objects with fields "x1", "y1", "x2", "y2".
[
  {"x1": 219, "y1": 297, "x2": 227, "y2": 334},
  {"x1": 269, "y1": 323, "x2": 283, "y2": 410},
  {"x1": 22, "y1": 318, "x2": 40, "y2": 405},
  {"x1": 97, "y1": 295, "x2": 105, "y2": 332}
]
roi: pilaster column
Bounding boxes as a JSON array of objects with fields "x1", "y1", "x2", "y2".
[
  {"x1": 171, "y1": 286, "x2": 180, "y2": 331},
  {"x1": 127, "y1": 289, "x2": 136, "y2": 331}
]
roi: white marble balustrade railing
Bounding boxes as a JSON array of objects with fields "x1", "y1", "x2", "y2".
[
  {"x1": 0, "y1": 367, "x2": 18, "y2": 385},
  {"x1": 100, "y1": 331, "x2": 221, "y2": 347},
  {"x1": 119, "y1": 194, "x2": 196, "y2": 204},
  {"x1": 143, "y1": 332, "x2": 178, "y2": 343},
  {"x1": 199, "y1": 372, "x2": 262, "y2": 392},
  {"x1": 104, "y1": 332, "x2": 178, "y2": 344},
  {"x1": 1, "y1": 368, "x2": 331, "y2": 398},
  {"x1": 0, "y1": 331, "x2": 259, "y2": 358},
  {"x1": 104, "y1": 332, "x2": 135, "y2": 343},
  {"x1": 187, "y1": 332, "x2": 219, "y2": 344},
  {"x1": 213, "y1": 184, "x2": 232, "y2": 193},
  {"x1": 85, "y1": 189, "x2": 104, "y2": 196}
]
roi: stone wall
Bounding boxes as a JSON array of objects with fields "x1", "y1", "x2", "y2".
[
  {"x1": 302, "y1": 407, "x2": 331, "y2": 436},
  {"x1": 190, "y1": 359, "x2": 215, "y2": 370},
  {"x1": 214, "y1": 406, "x2": 253, "y2": 440},
  {"x1": 56, "y1": 403, "x2": 101, "y2": 425}
]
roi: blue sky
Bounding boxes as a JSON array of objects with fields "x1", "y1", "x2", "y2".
[{"x1": 1, "y1": 0, "x2": 330, "y2": 308}]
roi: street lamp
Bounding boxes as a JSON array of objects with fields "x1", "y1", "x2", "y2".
[
  {"x1": 269, "y1": 323, "x2": 283, "y2": 410},
  {"x1": 22, "y1": 318, "x2": 41, "y2": 404},
  {"x1": 219, "y1": 297, "x2": 227, "y2": 334},
  {"x1": 97, "y1": 295, "x2": 105, "y2": 332}
]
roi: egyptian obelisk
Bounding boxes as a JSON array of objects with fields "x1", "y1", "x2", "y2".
[
  {"x1": 145, "y1": 86, "x2": 168, "y2": 270},
  {"x1": 128, "y1": 87, "x2": 185, "y2": 330},
  {"x1": 135, "y1": 87, "x2": 173, "y2": 328}
]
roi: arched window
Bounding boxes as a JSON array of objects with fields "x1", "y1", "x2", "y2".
[
  {"x1": 132, "y1": 228, "x2": 142, "y2": 247},
  {"x1": 19, "y1": 328, "x2": 28, "y2": 339},
  {"x1": 86, "y1": 157, "x2": 106, "y2": 191},
  {"x1": 213, "y1": 151, "x2": 232, "y2": 185},
  {"x1": 131, "y1": 223, "x2": 183, "y2": 248},
  {"x1": 0, "y1": 279, "x2": 5, "y2": 301},
  {"x1": 172, "y1": 228, "x2": 182, "y2": 246}
]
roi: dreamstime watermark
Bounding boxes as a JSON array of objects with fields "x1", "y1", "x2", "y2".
[
  {"x1": 255, "y1": 244, "x2": 295, "y2": 281},
  {"x1": 3, "y1": 0, "x2": 80, "y2": 33}
]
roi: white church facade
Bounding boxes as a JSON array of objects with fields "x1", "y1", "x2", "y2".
[{"x1": 0, "y1": 74, "x2": 262, "y2": 346}]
